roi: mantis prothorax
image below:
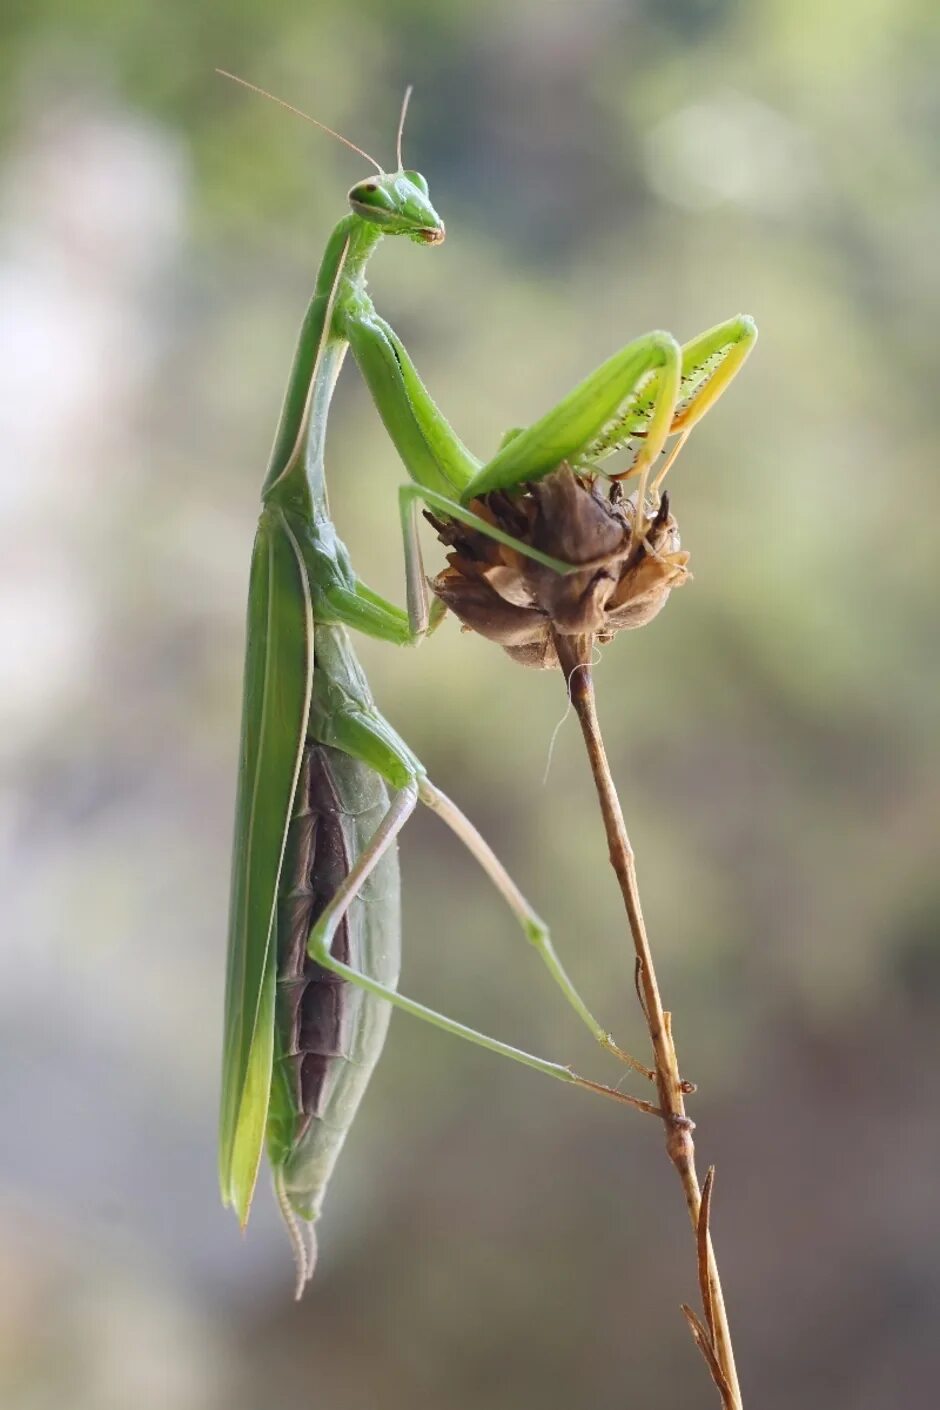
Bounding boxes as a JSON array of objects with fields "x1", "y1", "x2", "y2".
[{"x1": 217, "y1": 72, "x2": 757, "y2": 1292}]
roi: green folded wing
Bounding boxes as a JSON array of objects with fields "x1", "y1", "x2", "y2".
[{"x1": 219, "y1": 508, "x2": 314, "y2": 1226}]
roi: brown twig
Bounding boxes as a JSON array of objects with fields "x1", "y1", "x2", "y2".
[
  {"x1": 697, "y1": 1167, "x2": 717, "y2": 1343},
  {"x1": 553, "y1": 630, "x2": 743, "y2": 1410},
  {"x1": 680, "y1": 1304, "x2": 735, "y2": 1408}
]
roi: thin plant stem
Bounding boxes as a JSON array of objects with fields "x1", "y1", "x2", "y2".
[{"x1": 553, "y1": 630, "x2": 742, "y2": 1410}]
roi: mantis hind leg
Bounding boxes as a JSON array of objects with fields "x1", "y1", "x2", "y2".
[
  {"x1": 419, "y1": 778, "x2": 654, "y2": 1081},
  {"x1": 306, "y1": 775, "x2": 658, "y2": 1108}
]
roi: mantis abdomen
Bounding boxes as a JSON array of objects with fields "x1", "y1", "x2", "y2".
[{"x1": 271, "y1": 739, "x2": 402, "y2": 1222}]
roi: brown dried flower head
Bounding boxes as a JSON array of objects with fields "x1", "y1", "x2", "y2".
[{"x1": 427, "y1": 465, "x2": 690, "y2": 670}]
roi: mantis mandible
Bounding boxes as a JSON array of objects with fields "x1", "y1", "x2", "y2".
[{"x1": 217, "y1": 73, "x2": 757, "y2": 1292}]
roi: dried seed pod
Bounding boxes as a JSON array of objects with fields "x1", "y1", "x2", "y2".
[{"x1": 428, "y1": 465, "x2": 690, "y2": 669}]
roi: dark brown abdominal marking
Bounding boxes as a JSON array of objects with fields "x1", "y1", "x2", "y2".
[{"x1": 277, "y1": 745, "x2": 354, "y2": 1138}]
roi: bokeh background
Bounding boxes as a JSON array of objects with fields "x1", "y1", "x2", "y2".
[{"x1": 2, "y1": 2, "x2": 938, "y2": 1407}]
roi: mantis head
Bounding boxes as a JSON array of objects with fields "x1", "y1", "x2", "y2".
[
  {"x1": 215, "y1": 73, "x2": 444, "y2": 243},
  {"x1": 347, "y1": 84, "x2": 443, "y2": 243},
  {"x1": 349, "y1": 88, "x2": 443, "y2": 243},
  {"x1": 347, "y1": 171, "x2": 445, "y2": 244}
]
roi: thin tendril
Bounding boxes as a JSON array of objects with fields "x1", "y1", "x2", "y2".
[
  {"x1": 542, "y1": 677, "x2": 575, "y2": 785},
  {"x1": 216, "y1": 69, "x2": 384, "y2": 173},
  {"x1": 543, "y1": 645, "x2": 603, "y2": 789},
  {"x1": 542, "y1": 647, "x2": 601, "y2": 785}
]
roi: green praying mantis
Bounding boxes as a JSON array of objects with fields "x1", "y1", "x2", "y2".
[{"x1": 216, "y1": 72, "x2": 757, "y2": 1292}]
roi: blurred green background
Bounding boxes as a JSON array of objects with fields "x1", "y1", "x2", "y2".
[{"x1": 1, "y1": 1, "x2": 938, "y2": 1406}]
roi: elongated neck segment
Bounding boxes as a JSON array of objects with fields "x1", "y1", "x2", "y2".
[{"x1": 262, "y1": 215, "x2": 382, "y2": 517}]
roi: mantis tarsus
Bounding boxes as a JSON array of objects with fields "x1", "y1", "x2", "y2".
[{"x1": 217, "y1": 72, "x2": 757, "y2": 1292}]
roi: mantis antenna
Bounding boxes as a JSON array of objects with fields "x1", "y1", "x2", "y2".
[
  {"x1": 395, "y1": 84, "x2": 414, "y2": 171},
  {"x1": 215, "y1": 69, "x2": 385, "y2": 174}
]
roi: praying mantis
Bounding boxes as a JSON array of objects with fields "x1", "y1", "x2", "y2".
[{"x1": 216, "y1": 72, "x2": 757, "y2": 1292}]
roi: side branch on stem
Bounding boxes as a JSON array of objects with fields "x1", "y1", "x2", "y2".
[{"x1": 552, "y1": 629, "x2": 743, "y2": 1410}]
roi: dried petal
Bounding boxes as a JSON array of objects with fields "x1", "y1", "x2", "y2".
[{"x1": 430, "y1": 568, "x2": 547, "y2": 650}]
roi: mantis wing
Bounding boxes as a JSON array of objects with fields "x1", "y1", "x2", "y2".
[{"x1": 219, "y1": 509, "x2": 314, "y2": 1226}]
